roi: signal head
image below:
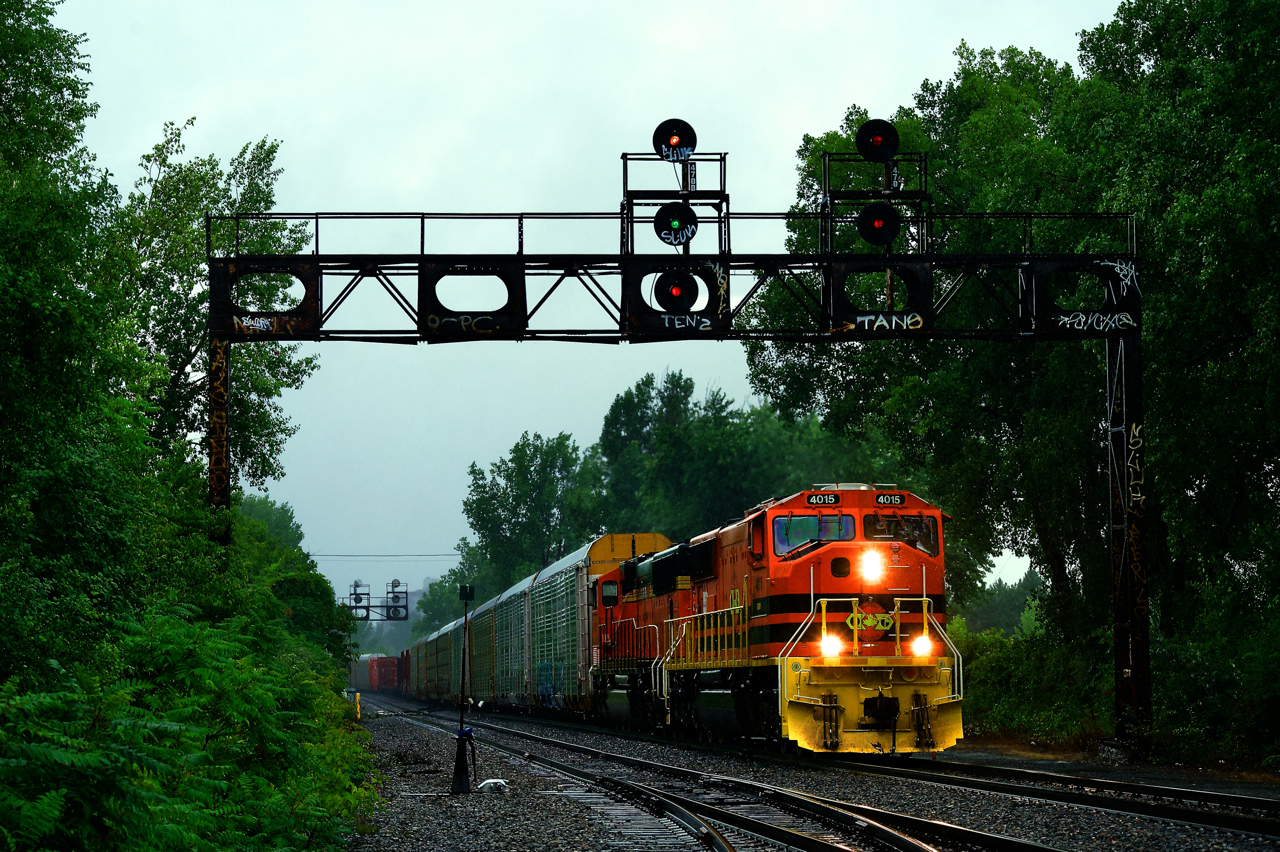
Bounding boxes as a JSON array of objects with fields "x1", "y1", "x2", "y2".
[
  {"x1": 653, "y1": 201, "x2": 699, "y2": 247},
  {"x1": 855, "y1": 119, "x2": 900, "y2": 163},
  {"x1": 856, "y1": 201, "x2": 901, "y2": 246},
  {"x1": 653, "y1": 118, "x2": 697, "y2": 161},
  {"x1": 654, "y1": 270, "x2": 699, "y2": 313}
]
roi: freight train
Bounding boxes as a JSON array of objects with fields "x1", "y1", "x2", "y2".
[{"x1": 374, "y1": 483, "x2": 963, "y2": 754}]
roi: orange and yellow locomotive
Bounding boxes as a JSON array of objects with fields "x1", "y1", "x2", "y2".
[{"x1": 592, "y1": 483, "x2": 963, "y2": 753}]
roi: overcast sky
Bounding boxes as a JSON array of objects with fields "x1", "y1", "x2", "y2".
[{"x1": 57, "y1": 0, "x2": 1118, "y2": 596}]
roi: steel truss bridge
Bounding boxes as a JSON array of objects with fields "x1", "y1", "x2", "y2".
[{"x1": 205, "y1": 128, "x2": 1149, "y2": 743}]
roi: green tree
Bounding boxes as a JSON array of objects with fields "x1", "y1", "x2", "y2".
[
  {"x1": 415, "y1": 431, "x2": 604, "y2": 634},
  {"x1": 240, "y1": 491, "x2": 305, "y2": 548},
  {"x1": 115, "y1": 118, "x2": 317, "y2": 487},
  {"x1": 741, "y1": 48, "x2": 1116, "y2": 630},
  {"x1": 0, "y1": 0, "x2": 161, "y2": 687},
  {"x1": 0, "y1": 4, "x2": 376, "y2": 845},
  {"x1": 960, "y1": 568, "x2": 1044, "y2": 636},
  {"x1": 1078, "y1": 1, "x2": 1280, "y2": 634}
]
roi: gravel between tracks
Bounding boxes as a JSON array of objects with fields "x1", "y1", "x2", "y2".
[
  {"x1": 349, "y1": 714, "x2": 616, "y2": 852},
  {"x1": 461, "y1": 712, "x2": 1280, "y2": 852},
  {"x1": 352, "y1": 702, "x2": 1280, "y2": 852}
]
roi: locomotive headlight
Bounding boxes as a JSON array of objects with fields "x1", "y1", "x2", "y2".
[
  {"x1": 860, "y1": 551, "x2": 885, "y2": 583},
  {"x1": 912, "y1": 635, "x2": 933, "y2": 657},
  {"x1": 820, "y1": 634, "x2": 843, "y2": 657}
]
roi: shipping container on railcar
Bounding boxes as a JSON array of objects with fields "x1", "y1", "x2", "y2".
[
  {"x1": 369, "y1": 655, "x2": 400, "y2": 693},
  {"x1": 593, "y1": 484, "x2": 963, "y2": 754}
]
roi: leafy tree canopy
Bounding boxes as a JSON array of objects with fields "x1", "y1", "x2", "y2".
[{"x1": 1, "y1": 4, "x2": 368, "y2": 847}]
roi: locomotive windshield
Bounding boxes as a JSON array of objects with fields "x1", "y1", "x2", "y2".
[
  {"x1": 773, "y1": 514, "x2": 856, "y2": 556},
  {"x1": 863, "y1": 512, "x2": 940, "y2": 556}
]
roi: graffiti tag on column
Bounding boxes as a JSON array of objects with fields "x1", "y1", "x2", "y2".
[
  {"x1": 232, "y1": 315, "x2": 314, "y2": 335},
  {"x1": 1057, "y1": 312, "x2": 1137, "y2": 332},
  {"x1": 1099, "y1": 259, "x2": 1141, "y2": 298},
  {"x1": 1126, "y1": 423, "x2": 1145, "y2": 516},
  {"x1": 1128, "y1": 522, "x2": 1148, "y2": 616},
  {"x1": 709, "y1": 262, "x2": 730, "y2": 317},
  {"x1": 425, "y1": 314, "x2": 496, "y2": 334},
  {"x1": 836, "y1": 313, "x2": 925, "y2": 332},
  {"x1": 208, "y1": 341, "x2": 229, "y2": 494},
  {"x1": 660, "y1": 314, "x2": 712, "y2": 330},
  {"x1": 234, "y1": 316, "x2": 273, "y2": 333}
]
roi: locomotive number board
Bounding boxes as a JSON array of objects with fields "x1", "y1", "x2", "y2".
[
  {"x1": 875, "y1": 493, "x2": 906, "y2": 506},
  {"x1": 806, "y1": 493, "x2": 841, "y2": 506}
]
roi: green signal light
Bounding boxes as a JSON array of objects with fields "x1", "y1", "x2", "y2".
[{"x1": 671, "y1": 219, "x2": 680, "y2": 229}]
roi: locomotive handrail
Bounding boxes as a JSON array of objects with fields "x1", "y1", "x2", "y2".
[
  {"x1": 891, "y1": 596, "x2": 963, "y2": 701},
  {"x1": 779, "y1": 596, "x2": 862, "y2": 707},
  {"x1": 779, "y1": 596, "x2": 860, "y2": 660},
  {"x1": 604, "y1": 617, "x2": 658, "y2": 663},
  {"x1": 890, "y1": 597, "x2": 932, "y2": 658},
  {"x1": 926, "y1": 609, "x2": 963, "y2": 700},
  {"x1": 663, "y1": 604, "x2": 749, "y2": 667},
  {"x1": 652, "y1": 622, "x2": 688, "y2": 706}
]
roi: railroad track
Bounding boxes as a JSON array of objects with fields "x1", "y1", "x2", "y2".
[
  {"x1": 360, "y1": 692, "x2": 1280, "y2": 842},
  {"x1": 362, "y1": 694, "x2": 1060, "y2": 852},
  {"x1": 831, "y1": 753, "x2": 1280, "y2": 837}
]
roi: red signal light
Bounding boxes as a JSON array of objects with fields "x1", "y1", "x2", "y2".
[
  {"x1": 654, "y1": 270, "x2": 699, "y2": 313},
  {"x1": 855, "y1": 119, "x2": 900, "y2": 163},
  {"x1": 653, "y1": 119, "x2": 697, "y2": 161},
  {"x1": 856, "y1": 202, "x2": 901, "y2": 246}
]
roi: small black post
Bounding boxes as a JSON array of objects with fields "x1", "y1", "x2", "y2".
[{"x1": 451, "y1": 584, "x2": 475, "y2": 794}]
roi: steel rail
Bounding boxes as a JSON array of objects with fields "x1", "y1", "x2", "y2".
[
  {"x1": 360, "y1": 699, "x2": 737, "y2": 852},
  {"x1": 383, "y1": 700, "x2": 1280, "y2": 844},
  {"x1": 410, "y1": 708, "x2": 1062, "y2": 852},
  {"x1": 829, "y1": 758, "x2": 1280, "y2": 838},
  {"x1": 916, "y1": 758, "x2": 1280, "y2": 816},
  {"x1": 725, "y1": 780, "x2": 1062, "y2": 852},
  {"x1": 365, "y1": 698, "x2": 936, "y2": 852}
]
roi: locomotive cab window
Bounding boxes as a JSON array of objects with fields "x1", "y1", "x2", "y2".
[
  {"x1": 863, "y1": 512, "x2": 939, "y2": 557},
  {"x1": 600, "y1": 580, "x2": 618, "y2": 608},
  {"x1": 773, "y1": 514, "x2": 856, "y2": 556}
]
